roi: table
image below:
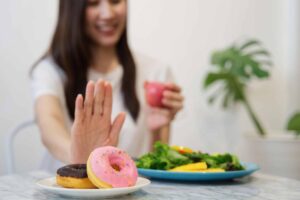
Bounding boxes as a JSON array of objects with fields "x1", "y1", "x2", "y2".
[{"x1": 0, "y1": 171, "x2": 300, "y2": 199}]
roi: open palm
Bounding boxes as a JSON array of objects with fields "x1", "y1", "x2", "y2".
[{"x1": 70, "y1": 80, "x2": 125, "y2": 163}]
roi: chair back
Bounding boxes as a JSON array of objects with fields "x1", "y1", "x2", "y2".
[{"x1": 4, "y1": 119, "x2": 43, "y2": 174}]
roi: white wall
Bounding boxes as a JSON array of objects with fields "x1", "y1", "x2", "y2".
[
  {"x1": 0, "y1": 0, "x2": 296, "y2": 175},
  {"x1": 129, "y1": 0, "x2": 287, "y2": 152},
  {"x1": 283, "y1": 0, "x2": 300, "y2": 114},
  {"x1": 0, "y1": 0, "x2": 58, "y2": 174}
]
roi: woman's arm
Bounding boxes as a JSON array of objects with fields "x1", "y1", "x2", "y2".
[
  {"x1": 35, "y1": 80, "x2": 126, "y2": 164},
  {"x1": 147, "y1": 83, "x2": 183, "y2": 149},
  {"x1": 158, "y1": 125, "x2": 170, "y2": 143},
  {"x1": 35, "y1": 95, "x2": 71, "y2": 163},
  {"x1": 150, "y1": 124, "x2": 170, "y2": 150}
]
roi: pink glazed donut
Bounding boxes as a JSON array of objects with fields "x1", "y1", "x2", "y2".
[{"x1": 87, "y1": 146, "x2": 138, "y2": 188}]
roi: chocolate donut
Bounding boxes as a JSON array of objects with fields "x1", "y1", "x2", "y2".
[
  {"x1": 56, "y1": 164, "x2": 96, "y2": 189},
  {"x1": 57, "y1": 164, "x2": 88, "y2": 178}
]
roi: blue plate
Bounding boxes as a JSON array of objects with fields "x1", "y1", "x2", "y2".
[{"x1": 138, "y1": 162, "x2": 259, "y2": 181}]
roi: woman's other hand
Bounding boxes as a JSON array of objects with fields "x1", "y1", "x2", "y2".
[
  {"x1": 70, "y1": 80, "x2": 126, "y2": 163},
  {"x1": 147, "y1": 83, "x2": 184, "y2": 131},
  {"x1": 162, "y1": 83, "x2": 184, "y2": 119}
]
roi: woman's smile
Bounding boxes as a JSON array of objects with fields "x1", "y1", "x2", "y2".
[
  {"x1": 86, "y1": 0, "x2": 127, "y2": 47},
  {"x1": 95, "y1": 23, "x2": 118, "y2": 37}
]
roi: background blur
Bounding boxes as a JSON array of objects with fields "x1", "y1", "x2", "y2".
[{"x1": 0, "y1": 0, "x2": 299, "y2": 176}]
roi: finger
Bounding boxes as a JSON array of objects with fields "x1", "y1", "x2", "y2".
[
  {"x1": 84, "y1": 81, "x2": 95, "y2": 116},
  {"x1": 110, "y1": 112, "x2": 126, "y2": 144},
  {"x1": 94, "y1": 80, "x2": 105, "y2": 115},
  {"x1": 162, "y1": 98, "x2": 183, "y2": 111},
  {"x1": 103, "y1": 82, "x2": 113, "y2": 118},
  {"x1": 163, "y1": 90, "x2": 184, "y2": 102},
  {"x1": 165, "y1": 83, "x2": 181, "y2": 92},
  {"x1": 74, "y1": 94, "x2": 84, "y2": 123}
]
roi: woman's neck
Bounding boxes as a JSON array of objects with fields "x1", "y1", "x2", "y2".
[{"x1": 90, "y1": 45, "x2": 119, "y2": 74}]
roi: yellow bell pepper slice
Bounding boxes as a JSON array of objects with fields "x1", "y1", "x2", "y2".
[
  {"x1": 199, "y1": 168, "x2": 225, "y2": 172},
  {"x1": 169, "y1": 162, "x2": 207, "y2": 172},
  {"x1": 169, "y1": 167, "x2": 225, "y2": 173},
  {"x1": 171, "y1": 145, "x2": 193, "y2": 154}
]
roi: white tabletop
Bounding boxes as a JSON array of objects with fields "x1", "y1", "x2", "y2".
[{"x1": 0, "y1": 171, "x2": 300, "y2": 199}]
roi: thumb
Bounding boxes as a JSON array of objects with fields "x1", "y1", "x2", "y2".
[{"x1": 109, "y1": 112, "x2": 126, "y2": 145}]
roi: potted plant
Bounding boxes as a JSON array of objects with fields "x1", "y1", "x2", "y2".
[
  {"x1": 287, "y1": 112, "x2": 300, "y2": 137},
  {"x1": 203, "y1": 39, "x2": 300, "y2": 180}
]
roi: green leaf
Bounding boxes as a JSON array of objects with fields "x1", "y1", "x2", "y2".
[
  {"x1": 287, "y1": 112, "x2": 300, "y2": 135},
  {"x1": 211, "y1": 51, "x2": 227, "y2": 67},
  {"x1": 231, "y1": 63, "x2": 251, "y2": 79},
  {"x1": 251, "y1": 65, "x2": 269, "y2": 78},
  {"x1": 203, "y1": 73, "x2": 228, "y2": 88},
  {"x1": 245, "y1": 60, "x2": 270, "y2": 78},
  {"x1": 239, "y1": 39, "x2": 261, "y2": 50},
  {"x1": 211, "y1": 47, "x2": 236, "y2": 68},
  {"x1": 246, "y1": 50, "x2": 270, "y2": 57},
  {"x1": 136, "y1": 142, "x2": 191, "y2": 170}
]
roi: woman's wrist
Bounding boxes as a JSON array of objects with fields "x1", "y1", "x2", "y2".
[
  {"x1": 150, "y1": 124, "x2": 170, "y2": 144},
  {"x1": 151, "y1": 123, "x2": 170, "y2": 134}
]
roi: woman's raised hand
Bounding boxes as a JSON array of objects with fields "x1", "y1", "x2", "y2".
[
  {"x1": 147, "y1": 83, "x2": 184, "y2": 131},
  {"x1": 70, "y1": 80, "x2": 126, "y2": 163}
]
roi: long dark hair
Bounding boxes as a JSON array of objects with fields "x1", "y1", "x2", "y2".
[{"x1": 34, "y1": 0, "x2": 140, "y2": 121}]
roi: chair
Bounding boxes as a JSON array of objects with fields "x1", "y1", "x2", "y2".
[{"x1": 4, "y1": 119, "x2": 37, "y2": 174}]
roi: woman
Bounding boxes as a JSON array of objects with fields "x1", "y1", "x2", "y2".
[{"x1": 31, "y1": 0, "x2": 183, "y2": 172}]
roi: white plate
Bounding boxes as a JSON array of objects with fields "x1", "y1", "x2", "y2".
[{"x1": 36, "y1": 177, "x2": 150, "y2": 198}]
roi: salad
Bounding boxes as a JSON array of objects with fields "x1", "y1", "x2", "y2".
[{"x1": 136, "y1": 142, "x2": 245, "y2": 172}]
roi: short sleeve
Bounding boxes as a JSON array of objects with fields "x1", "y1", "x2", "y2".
[{"x1": 30, "y1": 58, "x2": 65, "y2": 100}]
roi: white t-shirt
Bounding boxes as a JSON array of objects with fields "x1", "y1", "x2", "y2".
[{"x1": 31, "y1": 53, "x2": 174, "y2": 172}]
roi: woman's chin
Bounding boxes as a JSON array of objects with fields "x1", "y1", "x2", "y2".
[{"x1": 95, "y1": 38, "x2": 119, "y2": 48}]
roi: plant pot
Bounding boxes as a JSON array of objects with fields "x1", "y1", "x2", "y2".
[{"x1": 240, "y1": 131, "x2": 300, "y2": 180}]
